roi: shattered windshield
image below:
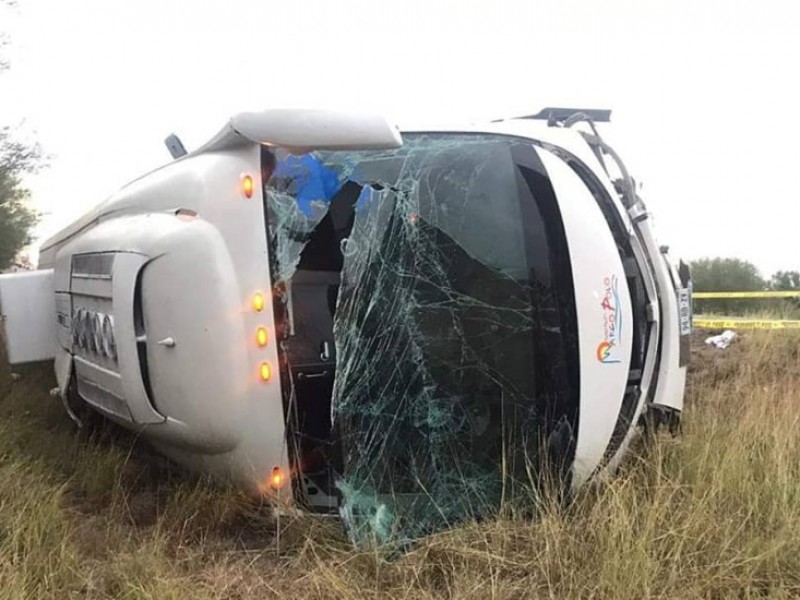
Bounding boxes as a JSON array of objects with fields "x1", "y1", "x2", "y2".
[{"x1": 264, "y1": 134, "x2": 579, "y2": 546}]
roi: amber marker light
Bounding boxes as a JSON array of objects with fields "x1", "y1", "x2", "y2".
[
  {"x1": 252, "y1": 292, "x2": 265, "y2": 312},
  {"x1": 259, "y1": 361, "x2": 272, "y2": 382},
  {"x1": 241, "y1": 174, "x2": 254, "y2": 198},
  {"x1": 256, "y1": 327, "x2": 268, "y2": 347},
  {"x1": 270, "y1": 466, "x2": 286, "y2": 490}
]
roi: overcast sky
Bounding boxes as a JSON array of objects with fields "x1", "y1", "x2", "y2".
[{"x1": 1, "y1": 0, "x2": 798, "y2": 276}]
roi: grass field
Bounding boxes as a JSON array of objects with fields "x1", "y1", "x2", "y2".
[{"x1": 2, "y1": 331, "x2": 800, "y2": 599}]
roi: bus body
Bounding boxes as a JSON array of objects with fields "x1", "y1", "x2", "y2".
[{"x1": 0, "y1": 108, "x2": 690, "y2": 542}]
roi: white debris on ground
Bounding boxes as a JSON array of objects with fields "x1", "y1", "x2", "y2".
[{"x1": 705, "y1": 330, "x2": 737, "y2": 349}]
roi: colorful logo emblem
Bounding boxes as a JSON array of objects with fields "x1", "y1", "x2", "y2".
[{"x1": 596, "y1": 275, "x2": 623, "y2": 364}]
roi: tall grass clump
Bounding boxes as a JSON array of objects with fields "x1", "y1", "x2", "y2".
[
  {"x1": 2, "y1": 330, "x2": 800, "y2": 598},
  {"x1": 0, "y1": 345, "x2": 271, "y2": 599},
  {"x1": 260, "y1": 332, "x2": 800, "y2": 599}
]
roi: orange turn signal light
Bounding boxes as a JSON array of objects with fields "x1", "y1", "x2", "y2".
[
  {"x1": 270, "y1": 466, "x2": 286, "y2": 490},
  {"x1": 259, "y1": 361, "x2": 272, "y2": 382},
  {"x1": 256, "y1": 327, "x2": 268, "y2": 347},
  {"x1": 242, "y1": 174, "x2": 254, "y2": 198},
  {"x1": 252, "y1": 292, "x2": 265, "y2": 312}
]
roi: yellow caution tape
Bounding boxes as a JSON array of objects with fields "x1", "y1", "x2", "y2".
[
  {"x1": 693, "y1": 291, "x2": 800, "y2": 299},
  {"x1": 693, "y1": 318, "x2": 800, "y2": 330}
]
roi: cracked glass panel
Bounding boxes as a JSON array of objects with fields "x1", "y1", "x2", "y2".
[
  {"x1": 265, "y1": 135, "x2": 580, "y2": 547},
  {"x1": 265, "y1": 153, "x2": 350, "y2": 283}
]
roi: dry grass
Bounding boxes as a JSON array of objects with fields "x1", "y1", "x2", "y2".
[{"x1": 2, "y1": 331, "x2": 800, "y2": 599}]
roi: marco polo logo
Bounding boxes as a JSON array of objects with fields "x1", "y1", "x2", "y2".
[
  {"x1": 72, "y1": 308, "x2": 117, "y2": 360},
  {"x1": 596, "y1": 275, "x2": 623, "y2": 364}
]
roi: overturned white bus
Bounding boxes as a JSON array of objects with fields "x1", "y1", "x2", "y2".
[{"x1": 0, "y1": 108, "x2": 690, "y2": 543}]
